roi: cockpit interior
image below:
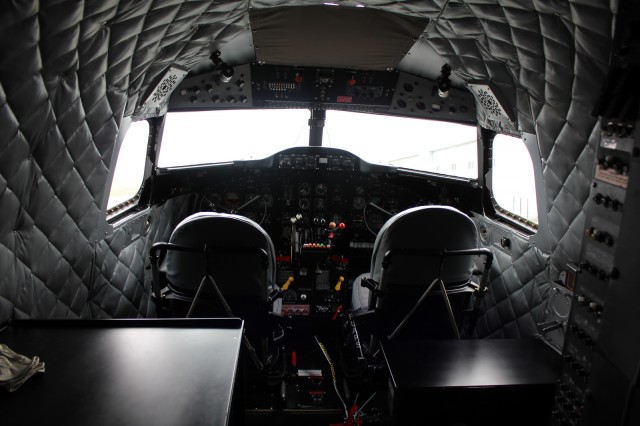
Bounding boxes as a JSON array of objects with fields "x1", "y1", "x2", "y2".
[{"x1": 1, "y1": 1, "x2": 640, "y2": 425}]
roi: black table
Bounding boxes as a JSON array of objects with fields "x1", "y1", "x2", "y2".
[
  {"x1": 382, "y1": 338, "x2": 561, "y2": 425},
  {"x1": 0, "y1": 319, "x2": 243, "y2": 426}
]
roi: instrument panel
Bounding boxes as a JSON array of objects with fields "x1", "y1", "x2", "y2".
[
  {"x1": 153, "y1": 147, "x2": 480, "y2": 318},
  {"x1": 194, "y1": 169, "x2": 427, "y2": 255}
]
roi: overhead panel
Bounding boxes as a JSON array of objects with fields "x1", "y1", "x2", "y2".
[
  {"x1": 389, "y1": 72, "x2": 476, "y2": 122},
  {"x1": 169, "y1": 63, "x2": 476, "y2": 124},
  {"x1": 170, "y1": 64, "x2": 254, "y2": 110}
]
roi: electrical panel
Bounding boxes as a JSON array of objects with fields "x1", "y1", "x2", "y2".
[
  {"x1": 550, "y1": 119, "x2": 640, "y2": 425},
  {"x1": 251, "y1": 63, "x2": 398, "y2": 111}
]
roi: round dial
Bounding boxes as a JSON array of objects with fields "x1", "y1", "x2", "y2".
[
  {"x1": 299, "y1": 183, "x2": 311, "y2": 196},
  {"x1": 224, "y1": 191, "x2": 241, "y2": 211},
  {"x1": 353, "y1": 197, "x2": 366, "y2": 210},
  {"x1": 366, "y1": 212, "x2": 385, "y2": 233},
  {"x1": 298, "y1": 198, "x2": 310, "y2": 210},
  {"x1": 315, "y1": 183, "x2": 328, "y2": 196}
]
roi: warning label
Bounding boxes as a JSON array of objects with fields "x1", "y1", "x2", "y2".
[{"x1": 595, "y1": 166, "x2": 629, "y2": 189}]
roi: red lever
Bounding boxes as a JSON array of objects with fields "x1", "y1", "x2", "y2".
[{"x1": 332, "y1": 304, "x2": 343, "y2": 321}]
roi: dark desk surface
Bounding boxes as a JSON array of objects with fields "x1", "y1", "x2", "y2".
[
  {"x1": 0, "y1": 319, "x2": 243, "y2": 426},
  {"x1": 382, "y1": 338, "x2": 560, "y2": 390}
]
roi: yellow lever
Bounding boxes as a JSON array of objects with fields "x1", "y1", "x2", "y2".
[
  {"x1": 282, "y1": 276, "x2": 294, "y2": 291},
  {"x1": 334, "y1": 276, "x2": 345, "y2": 291}
]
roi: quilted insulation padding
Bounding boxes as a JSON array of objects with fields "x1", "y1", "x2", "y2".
[
  {"x1": 0, "y1": 0, "x2": 614, "y2": 326},
  {"x1": 0, "y1": 0, "x2": 249, "y2": 321},
  {"x1": 472, "y1": 237, "x2": 550, "y2": 338},
  {"x1": 88, "y1": 194, "x2": 196, "y2": 319}
]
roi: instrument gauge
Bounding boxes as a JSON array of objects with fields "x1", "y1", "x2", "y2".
[
  {"x1": 353, "y1": 197, "x2": 366, "y2": 210},
  {"x1": 299, "y1": 183, "x2": 311, "y2": 196},
  {"x1": 315, "y1": 183, "x2": 328, "y2": 196},
  {"x1": 224, "y1": 192, "x2": 241, "y2": 211},
  {"x1": 298, "y1": 198, "x2": 310, "y2": 210},
  {"x1": 366, "y1": 212, "x2": 385, "y2": 233}
]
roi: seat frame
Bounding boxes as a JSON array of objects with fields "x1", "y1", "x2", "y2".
[{"x1": 378, "y1": 247, "x2": 493, "y2": 341}]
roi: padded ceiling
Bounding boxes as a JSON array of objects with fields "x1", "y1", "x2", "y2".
[{"x1": 0, "y1": 0, "x2": 615, "y2": 321}]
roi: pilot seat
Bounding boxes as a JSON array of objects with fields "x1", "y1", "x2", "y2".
[
  {"x1": 149, "y1": 212, "x2": 284, "y2": 373},
  {"x1": 349, "y1": 205, "x2": 492, "y2": 361}
]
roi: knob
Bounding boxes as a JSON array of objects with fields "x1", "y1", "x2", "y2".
[
  {"x1": 300, "y1": 293, "x2": 307, "y2": 301},
  {"x1": 180, "y1": 88, "x2": 188, "y2": 96},
  {"x1": 588, "y1": 302, "x2": 602, "y2": 313},
  {"x1": 577, "y1": 295, "x2": 588, "y2": 306},
  {"x1": 611, "y1": 200, "x2": 622, "y2": 211},
  {"x1": 189, "y1": 96, "x2": 198, "y2": 104},
  {"x1": 227, "y1": 95, "x2": 236, "y2": 103},
  {"x1": 211, "y1": 95, "x2": 221, "y2": 103},
  {"x1": 604, "y1": 234, "x2": 614, "y2": 247},
  {"x1": 239, "y1": 95, "x2": 248, "y2": 103},
  {"x1": 593, "y1": 193, "x2": 603, "y2": 204},
  {"x1": 205, "y1": 84, "x2": 213, "y2": 93}
]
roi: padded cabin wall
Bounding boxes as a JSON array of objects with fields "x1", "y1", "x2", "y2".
[
  {"x1": 417, "y1": 0, "x2": 614, "y2": 337},
  {"x1": 0, "y1": 1, "x2": 250, "y2": 321},
  {"x1": 87, "y1": 194, "x2": 196, "y2": 318},
  {"x1": 0, "y1": 1, "x2": 125, "y2": 321}
]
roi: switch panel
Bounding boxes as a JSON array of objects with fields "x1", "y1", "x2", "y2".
[{"x1": 551, "y1": 119, "x2": 639, "y2": 426}]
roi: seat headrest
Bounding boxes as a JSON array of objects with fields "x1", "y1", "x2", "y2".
[
  {"x1": 162, "y1": 212, "x2": 276, "y2": 294},
  {"x1": 371, "y1": 205, "x2": 478, "y2": 285},
  {"x1": 170, "y1": 212, "x2": 274, "y2": 251}
]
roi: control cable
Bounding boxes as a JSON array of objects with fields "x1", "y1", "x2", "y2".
[{"x1": 315, "y1": 335, "x2": 349, "y2": 420}]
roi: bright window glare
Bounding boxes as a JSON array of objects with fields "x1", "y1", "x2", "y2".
[
  {"x1": 323, "y1": 111, "x2": 478, "y2": 178},
  {"x1": 108, "y1": 120, "x2": 149, "y2": 209},
  {"x1": 492, "y1": 134, "x2": 538, "y2": 224},
  {"x1": 158, "y1": 109, "x2": 478, "y2": 179},
  {"x1": 158, "y1": 110, "x2": 310, "y2": 167}
]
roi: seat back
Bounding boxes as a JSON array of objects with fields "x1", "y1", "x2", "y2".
[
  {"x1": 371, "y1": 205, "x2": 478, "y2": 288},
  {"x1": 159, "y1": 212, "x2": 279, "y2": 319},
  {"x1": 370, "y1": 205, "x2": 479, "y2": 339}
]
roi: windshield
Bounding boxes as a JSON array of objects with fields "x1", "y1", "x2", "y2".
[{"x1": 159, "y1": 109, "x2": 478, "y2": 178}]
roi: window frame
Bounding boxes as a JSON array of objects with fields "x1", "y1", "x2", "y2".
[
  {"x1": 104, "y1": 117, "x2": 153, "y2": 220},
  {"x1": 483, "y1": 130, "x2": 549, "y2": 251}
]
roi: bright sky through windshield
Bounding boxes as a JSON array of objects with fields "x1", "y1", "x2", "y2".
[
  {"x1": 158, "y1": 109, "x2": 478, "y2": 179},
  {"x1": 159, "y1": 110, "x2": 309, "y2": 167}
]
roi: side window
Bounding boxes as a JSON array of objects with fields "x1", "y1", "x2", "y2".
[
  {"x1": 491, "y1": 134, "x2": 538, "y2": 226},
  {"x1": 107, "y1": 120, "x2": 149, "y2": 210}
]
